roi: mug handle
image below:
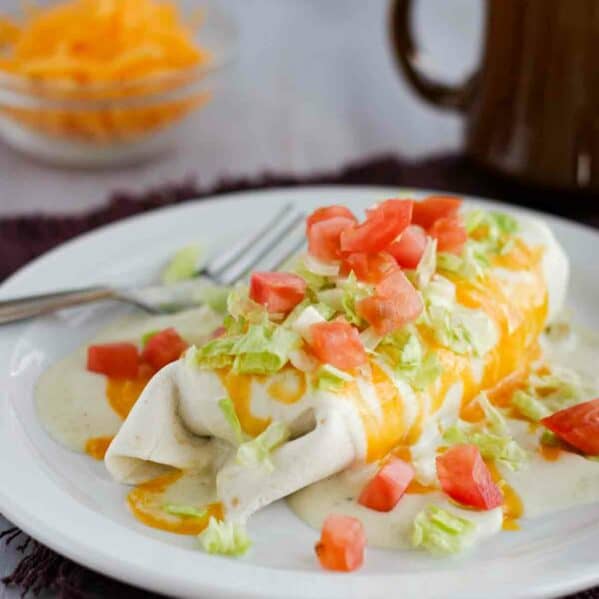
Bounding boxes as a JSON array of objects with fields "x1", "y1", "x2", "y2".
[{"x1": 389, "y1": 0, "x2": 480, "y2": 112}]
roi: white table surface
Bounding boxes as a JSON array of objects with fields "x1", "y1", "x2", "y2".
[{"x1": 0, "y1": 0, "x2": 480, "y2": 595}]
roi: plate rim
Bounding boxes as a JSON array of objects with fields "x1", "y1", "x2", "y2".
[{"x1": 1, "y1": 184, "x2": 599, "y2": 599}]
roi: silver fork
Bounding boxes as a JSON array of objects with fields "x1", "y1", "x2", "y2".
[{"x1": 0, "y1": 203, "x2": 306, "y2": 325}]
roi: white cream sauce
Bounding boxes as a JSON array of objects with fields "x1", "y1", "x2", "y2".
[
  {"x1": 288, "y1": 326, "x2": 599, "y2": 551},
  {"x1": 35, "y1": 302, "x2": 599, "y2": 554},
  {"x1": 36, "y1": 306, "x2": 221, "y2": 452}
]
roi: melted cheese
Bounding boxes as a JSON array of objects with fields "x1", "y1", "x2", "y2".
[
  {"x1": 106, "y1": 369, "x2": 153, "y2": 419},
  {"x1": 84, "y1": 435, "x2": 114, "y2": 460},
  {"x1": 127, "y1": 469, "x2": 223, "y2": 535}
]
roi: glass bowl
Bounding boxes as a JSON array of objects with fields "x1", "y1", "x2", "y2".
[{"x1": 0, "y1": 0, "x2": 237, "y2": 168}]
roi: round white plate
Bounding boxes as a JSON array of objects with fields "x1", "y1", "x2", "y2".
[{"x1": 1, "y1": 186, "x2": 599, "y2": 599}]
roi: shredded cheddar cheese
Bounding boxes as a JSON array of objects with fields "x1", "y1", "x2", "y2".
[{"x1": 0, "y1": 0, "x2": 211, "y2": 142}]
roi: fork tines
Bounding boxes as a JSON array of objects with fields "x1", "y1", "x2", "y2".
[{"x1": 203, "y1": 203, "x2": 306, "y2": 286}]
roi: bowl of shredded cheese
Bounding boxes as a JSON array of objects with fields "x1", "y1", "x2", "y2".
[{"x1": 0, "y1": 0, "x2": 237, "y2": 167}]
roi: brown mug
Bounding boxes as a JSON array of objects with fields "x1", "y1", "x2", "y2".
[{"x1": 389, "y1": 0, "x2": 599, "y2": 191}]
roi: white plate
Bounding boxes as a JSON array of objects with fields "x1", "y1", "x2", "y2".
[{"x1": 1, "y1": 186, "x2": 599, "y2": 599}]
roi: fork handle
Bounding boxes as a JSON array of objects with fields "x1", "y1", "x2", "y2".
[{"x1": 0, "y1": 286, "x2": 116, "y2": 325}]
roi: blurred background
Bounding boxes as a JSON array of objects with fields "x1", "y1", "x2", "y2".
[{"x1": 0, "y1": 0, "x2": 483, "y2": 215}]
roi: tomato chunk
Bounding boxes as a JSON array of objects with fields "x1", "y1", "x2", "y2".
[
  {"x1": 340, "y1": 199, "x2": 413, "y2": 254},
  {"x1": 358, "y1": 457, "x2": 414, "y2": 512},
  {"x1": 308, "y1": 216, "x2": 355, "y2": 261},
  {"x1": 429, "y1": 216, "x2": 467, "y2": 254},
  {"x1": 315, "y1": 514, "x2": 365, "y2": 572},
  {"x1": 341, "y1": 251, "x2": 399, "y2": 284},
  {"x1": 310, "y1": 320, "x2": 366, "y2": 370},
  {"x1": 436, "y1": 444, "x2": 502, "y2": 510},
  {"x1": 306, "y1": 205, "x2": 357, "y2": 233},
  {"x1": 541, "y1": 398, "x2": 599, "y2": 455},
  {"x1": 141, "y1": 328, "x2": 188, "y2": 370},
  {"x1": 249, "y1": 271, "x2": 307, "y2": 314},
  {"x1": 87, "y1": 342, "x2": 139, "y2": 378},
  {"x1": 356, "y1": 270, "x2": 423, "y2": 335},
  {"x1": 412, "y1": 195, "x2": 462, "y2": 229},
  {"x1": 387, "y1": 225, "x2": 427, "y2": 269}
]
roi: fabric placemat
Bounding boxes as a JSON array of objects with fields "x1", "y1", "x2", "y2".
[{"x1": 1, "y1": 153, "x2": 598, "y2": 598}]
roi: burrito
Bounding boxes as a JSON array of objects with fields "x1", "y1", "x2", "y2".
[{"x1": 105, "y1": 196, "x2": 568, "y2": 535}]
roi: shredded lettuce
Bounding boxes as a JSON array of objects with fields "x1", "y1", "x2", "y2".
[
  {"x1": 340, "y1": 272, "x2": 372, "y2": 326},
  {"x1": 141, "y1": 329, "x2": 158, "y2": 347},
  {"x1": 465, "y1": 209, "x2": 519, "y2": 255},
  {"x1": 510, "y1": 367, "x2": 589, "y2": 421},
  {"x1": 378, "y1": 330, "x2": 442, "y2": 390},
  {"x1": 196, "y1": 284, "x2": 230, "y2": 314},
  {"x1": 437, "y1": 243, "x2": 489, "y2": 281},
  {"x1": 427, "y1": 304, "x2": 497, "y2": 357},
  {"x1": 360, "y1": 327, "x2": 384, "y2": 352},
  {"x1": 199, "y1": 517, "x2": 251, "y2": 556},
  {"x1": 443, "y1": 423, "x2": 527, "y2": 471},
  {"x1": 317, "y1": 288, "x2": 344, "y2": 313},
  {"x1": 232, "y1": 325, "x2": 300, "y2": 375},
  {"x1": 512, "y1": 390, "x2": 550, "y2": 422},
  {"x1": 218, "y1": 397, "x2": 245, "y2": 445},
  {"x1": 288, "y1": 305, "x2": 326, "y2": 341},
  {"x1": 412, "y1": 505, "x2": 476, "y2": 556},
  {"x1": 226, "y1": 285, "x2": 267, "y2": 324},
  {"x1": 315, "y1": 364, "x2": 353, "y2": 392},
  {"x1": 164, "y1": 504, "x2": 207, "y2": 518},
  {"x1": 303, "y1": 253, "x2": 340, "y2": 277},
  {"x1": 195, "y1": 337, "x2": 237, "y2": 370},
  {"x1": 477, "y1": 392, "x2": 509, "y2": 436},
  {"x1": 161, "y1": 244, "x2": 202, "y2": 284},
  {"x1": 290, "y1": 256, "x2": 330, "y2": 292},
  {"x1": 421, "y1": 275, "x2": 456, "y2": 310},
  {"x1": 412, "y1": 237, "x2": 437, "y2": 289},
  {"x1": 540, "y1": 430, "x2": 560, "y2": 447},
  {"x1": 442, "y1": 397, "x2": 527, "y2": 471},
  {"x1": 236, "y1": 421, "x2": 290, "y2": 471}
]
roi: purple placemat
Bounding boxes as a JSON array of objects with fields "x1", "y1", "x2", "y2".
[{"x1": 1, "y1": 153, "x2": 598, "y2": 598}]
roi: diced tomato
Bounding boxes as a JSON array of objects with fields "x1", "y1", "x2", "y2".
[
  {"x1": 308, "y1": 216, "x2": 355, "y2": 261},
  {"x1": 341, "y1": 251, "x2": 399, "y2": 284},
  {"x1": 387, "y1": 225, "x2": 428, "y2": 269},
  {"x1": 340, "y1": 199, "x2": 413, "y2": 254},
  {"x1": 429, "y1": 216, "x2": 467, "y2": 254},
  {"x1": 249, "y1": 271, "x2": 307, "y2": 314},
  {"x1": 310, "y1": 320, "x2": 367, "y2": 370},
  {"x1": 436, "y1": 444, "x2": 503, "y2": 510},
  {"x1": 87, "y1": 342, "x2": 139, "y2": 378},
  {"x1": 358, "y1": 457, "x2": 414, "y2": 512},
  {"x1": 541, "y1": 398, "x2": 599, "y2": 455},
  {"x1": 306, "y1": 205, "x2": 357, "y2": 233},
  {"x1": 315, "y1": 514, "x2": 365, "y2": 572},
  {"x1": 141, "y1": 328, "x2": 188, "y2": 370},
  {"x1": 356, "y1": 270, "x2": 423, "y2": 335},
  {"x1": 412, "y1": 195, "x2": 462, "y2": 229}
]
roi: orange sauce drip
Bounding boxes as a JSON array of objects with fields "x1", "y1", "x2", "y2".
[
  {"x1": 487, "y1": 462, "x2": 523, "y2": 531},
  {"x1": 348, "y1": 362, "x2": 407, "y2": 462},
  {"x1": 84, "y1": 435, "x2": 114, "y2": 460},
  {"x1": 217, "y1": 369, "x2": 271, "y2": 437},
  {"x1": 405, "y1": 479, "x2": 437, "y2": 495},
  {"x1": 127, "y1": 470, "x2": 223, "y2": 535},
  {"x1": 539, "y1": 445, "x2": 562, "y2": 462},
  {"x1": 267, "y1": 367, "x2": 306, "y2": 404},
  {"x1": 106, "y1": 366, "x2": 154, "y2": 419}
]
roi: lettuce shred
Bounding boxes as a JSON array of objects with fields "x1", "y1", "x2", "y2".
[
  {"x1": 412, "y1": 505, "x2": 476, "y2": 556},
  {"x1": 199, "y1": 518, "x2": 251, "y2": 556},
  {"x1": 236, "y1": 421, "x2": 290, "y2": 471},
  {"x1": 161, "y1": 244, "x2": 202, "y2": 284},
  {"x1": 218, "y1": 397, "x2": 245, "y2": 445}
]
